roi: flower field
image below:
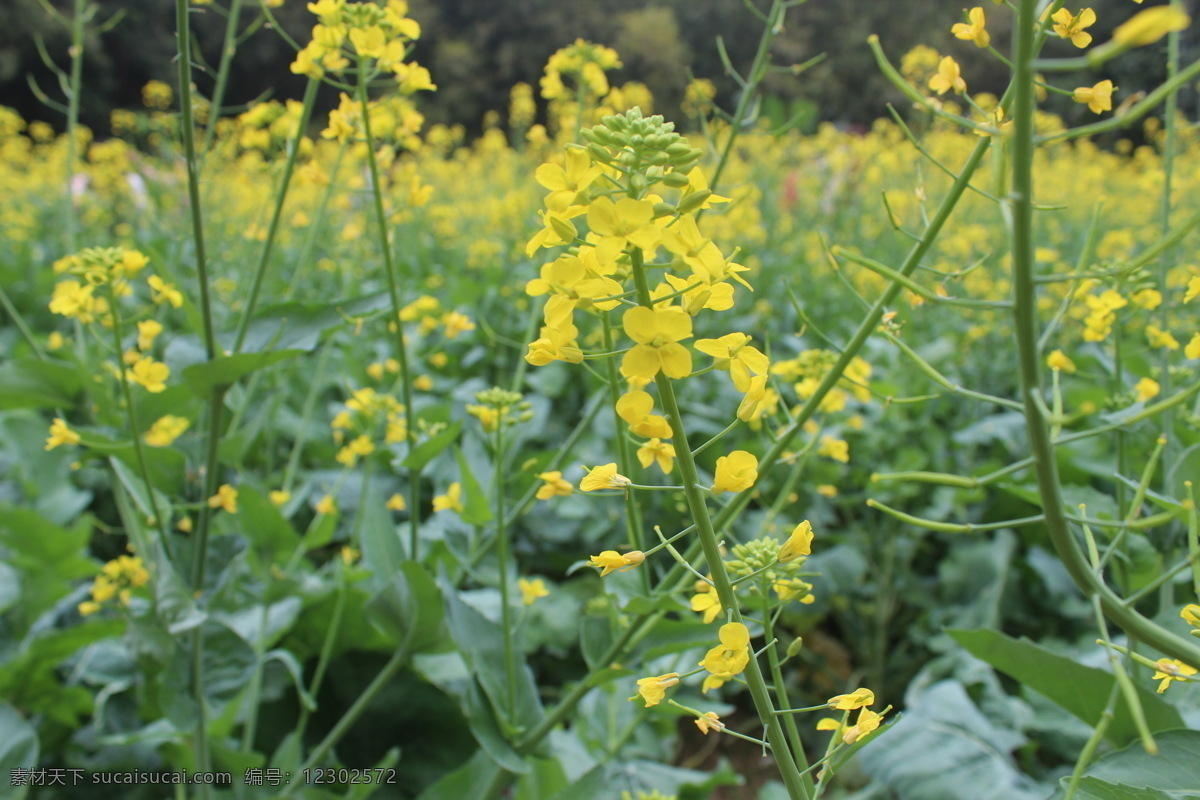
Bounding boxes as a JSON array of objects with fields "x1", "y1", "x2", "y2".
[{"x1": 2, "y1": 1, "x2": 1199, "y2": 799}]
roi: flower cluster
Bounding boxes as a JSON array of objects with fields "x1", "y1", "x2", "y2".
[{"x1": 78, "y1": 555, "x2": 150, "y2": 616}]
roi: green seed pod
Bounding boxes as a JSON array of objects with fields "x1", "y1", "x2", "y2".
[
  {"x1": 677, "y1": 189, "x2": 712, "y2": 215},
  {"x1": 661, "y1": 171, "x2": 691, "y2": 188},
  {"x1": 786, "y1": 637, "x2": 804, "y2": 658}
]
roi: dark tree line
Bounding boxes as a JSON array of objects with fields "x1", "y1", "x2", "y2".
[{"x1": 2, "y1": 0, "x2": 1192, "y2": 139}]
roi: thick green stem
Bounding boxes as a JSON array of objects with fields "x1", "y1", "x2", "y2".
[
  {"x1": 176, "y1": 1, "x2": 220, "y2": 790},
  {"x1": 357, "y1": 68, "x2": 420, "y2": 558},
  {"x1": 1008, "y1": 0, "x2": 1200, "y2": 668},
  {"x1": 626, "y1": 250, "x2": 812, "y2": 800}
]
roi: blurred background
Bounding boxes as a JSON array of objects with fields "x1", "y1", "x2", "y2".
[{"x1": 2, "y1": 0, "x2": 1193, "y2": 137}]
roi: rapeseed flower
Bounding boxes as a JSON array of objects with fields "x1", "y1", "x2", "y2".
[
  {"x1": 581, "y1": 463, "x2": 631, "y2": 491},
  {"x1": 45, "y1": 418, "x2": 81, "y2": 450},
  {"x1": 1074, "y1": 80, "x2": 1115, "y2": 114},
  {"x1": 535, "y1": 471, "x2": 574, "y2": 500},
  {"x1": 518, "y1": 577, "x2": 549, "y2": 606},
  {"x1": 1152, "y1": 658, "x2": 1196, "y2": 693},
  {"x1": 208, "y1": 484, "x2": 239, "y2": 514},
  {"x1": 143, "y1": 415, "x2": 189, "y2": 447},
  {"x1": 952, "y1": 7, "x2": 990, "y2": 48},
  {"x1": 433, "y1": 483, "x2": 463, "y2": 512},
  {"x1": 777, "y1": 521, "x2": 814, "y2": 563},
  {"x1": 588, "y1": 549, "x2": 645, "y2": 576},
  {"x1": 700, "y1": 622, "x2": 751, "y2": 678},
  {"x1": 631, "y1": 672, "x2": 679, "y2": 707},
  {"x1": 712, "y1": 450, "x2": 758, "y2": 494},
  {"x1": 1052, "y1": 8, "x2": 1097, "y2": 48}
]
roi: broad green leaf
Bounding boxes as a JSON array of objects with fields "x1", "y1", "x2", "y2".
[
  {"x1": 453, "y1": 446, "x2": 493, "y2": 525},
  {"x1": 182, "y1": 349, "x2": 305, "y2": 398},
  {"x1": 0, "y1": 360, "x2": 81, "y2": 410},
  {"x1": 402, "y1": 420, "x2": 462, "y2": 471},
  {"x1": 547, "y1": 760, "x2": 737, "y2": 800},
  {"x1": 1049, "y1": 730, "x2": 1200, "y2": 800},
  {"x1": 462, "y1": 679, "x2": 529, "y2": 774},
  {"x1": 859, "y1": 680, "x2": 1044, "y2": 800},
  {"x1": 515, "y1": 757, "x2": 570, "y2": 800},
  {"x1": 439, "y1": 578, "x2": 544, "y2": 735},
  {"x1": 237, "y1": 486, "x2": 300, "y2": 562},
  {"x1": 948, "y1": 629, "x2": 1183, "y2": 746},
  {"x1": 415, "y1": 750, "x2": 502, "y2": 800},
  {"x1": 0, "y1": 702, "x2": 38, "y2": 800},
  {"x1": 365, "y1": 561, "x2": 446, "y2": 655}
]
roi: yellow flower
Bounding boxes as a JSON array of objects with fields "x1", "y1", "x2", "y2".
[
  {"x1": 588, "y1": 549, "x2": 645, "y2": 577},
  {"x1": 952, "y1": 7, "x2": 990, "y2": 48},
  {"x1": 518, "y1": 577, "x2": 550, "y2": 606},
  {"x1": 136, "y1": 319, "x2": 163, "y2": 351},
  {"x1": 1047, "y1": 349, "x2": 1077, "y2": 373},
  {"x1": 1152, "y1": 658, "x2": 1197, "y2": 693},
  {"x1": 535, "y1": 471, "x2": 574, "y2": 500},
  {"x1": 700, "y1": 622, "x2": 751, "y2": 677},
  {"x1": 386, "y1": 493, "x2": 407, "y2": 511},
  {"x1": 1051, "y1": 7, "x2": 1096, "y2": 48},
  {"x1": 817, "y1": 484, "x2": 838, "y2": 498},
  {"x1": 143, "y1": 415, "x2": 189, "y2": 447},
  {"x1": 580, "y1": 463, "x2": 631, "y2": 491},
  {"x1": 691, "y1": 590, "x2": 722, "y2": 624},
  {"x1": 147, "y1": 275, "x2": 183, "y2": 308},
  {"x1": 1146, "y1": 325, "x2": 1180, "y2": 350},
  {"x1": 467, "y1": 404, "x2": 501, "y2": 432},
  {"x1": 127, "y1": 356, "x2": 170, "y2": 393},
  {"x1": 778, "y1": 520, "x2": 814, "y2": 563},
  {"x1": 442, "y1": 310, "x2": 476, "y2": 339},
  {"x1": 631, "y1": 672, "x2": 679, "y2": 707},
  {"x1": 587, "y1": 196, "x2": 663, "y2": 258},
  {"x1": 636, "y1": 438, "x2": 676, "y2": 473},
  {"x1": 535, "y1": 148, "x2": 603, "y2": 212},
  {"x1": 1181, "y1": 604, "x2": 1200, "y2": 628},
  {"x1": 929, "y1": 56, "x2": 966, "y2": 95},
  {"x1": 433, "y1": 483, "x2": 464, "y2": 513},
  {"x1": 45, "y1": 418, "x2": 81, "y2": 450},
  {"x1": 413, "y1": 374, "x2": 433, "y2": 391},
  {"x1": 712, "y1": 450, "x2": 758, "y2": 494},
  {"x1": 315, "y1": 494, "x2": 337, "y2": 515},
  {"x1": 843, "y1": 708, "x2": 884, "y2": 744},
  {"x1": 694, "y1": 711, "x2": 725, "y2": 734},
  {"x1": 693, "y1": 332, "x2": 769, "y2": 392},
  {"x1": 1185, "y1": 276, "x2": 1200, "y2": 303},
  {"x1": 615, "y1": 391, "x2": 673, "y2": 439},
  {"x1": 621, "y1": 306, "x2": 694, "y2": 382},
  {"x1": 270, "y1": 490, "x2": 291, "y2": 507},
  {"x1": 828, "y1": 687, "x2": 875, "y2": 710},
  {"x1": 1073, "y1": 80, "x2": 1116, "y2": 114},
  {"x1": 1186, "y1": 333, "x2": 1200, "y2": 360},
  {"x1": 208, "y1": 484, "x2": 239, "y2": 514},
  {"x1": 819, "y1": 436, "x2": 850, "y2": 464},
  {"x1": 1113, "y1": 6, "x2": 1190, "y2": 47},
  {"x1": 1134, "y1": 377, "x2": 1160, "y2": 402}
]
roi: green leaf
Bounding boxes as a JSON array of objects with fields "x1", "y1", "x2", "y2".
[
  {"x1": 0, "y1": 360, "x2": 81, "y2": 410},
  {"x1": 359, "y1": 483, "x2": 404, "y2": 588},
  {"x1": 454, "y1": 446, "x2": 493, "y2": 526},
  {"x1": 237, "y1": 486, "x2": 300, "y2": 562},
  {"x1": 859, "y1": 680, "x2": 1044, "y2": 800},
  {"x1": 462, "y1": 679, "x2": 529, "y2": 774},
  {"x1": 181, "y1": 349, "x2": 305, "y2": 398},
  {"x1": 579, "y1": 615, "x2": 615, "y2": 671},
  {"x1": 439, "y1": 579, "x2": 544, "y2": 735},
  {"x1": 365, "y1": 561, "x2": 446, "y2": 655},
  {"x1": 548, "y1": 760, "x2": 737, "y2": 800},
  {"x1": 948, "y1": 629, "x2": 1183, "y2": 746},
  {"x1": 0, "y1": 702, "x2": 38, "y2": 800},
  {"x1": 415, "y1": 750, "x2": 503, "y2": 800},
  {"x1": 402, "y1": 420, "x2": 462, "y2": 471},
  {"x1": 1049, "y1": 730, "x2": 1200, "y2": 800}
]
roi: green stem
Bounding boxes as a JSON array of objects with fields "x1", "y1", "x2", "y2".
[
  {"x1": 0, "y1": 285, "x2": 47, "y2": 360},
  {"x1": 1157, "y1": 5, "x2": 1180, "y2": 484},
  {"x1": 232, "y1": 78, "x2": 320, "y2": 353},
  {"x1": 601, "y1": 314, "x2": 646, "y2": 562},
  {"x1": 627, "y1": 249, "x2": 812, "y2": 800},
  {"x1": 63, "y1": 0, "x2": 84, "y2": 254},
  {"x1": 494, "y1": 423, "x2": 518, "y2": 721},
  {"x1": 1008, "y1": 0, "x2": 1200, "y2": 668},
  {"x1": 176, "y1": 1, "x2": 221, "y2": 787},
  {"x1": 200, "y1": 0, "x2": 244, "y2": 158},
  {"x1": 239, "y1": 601, "x2": 270, "y2": 753},
  {"x1": 295, "y1": 573, "x2": 347, "y2": 740},
  {"x1": 761, "y1": 578, "x2": 806, "y2": 768},
  {"x1": 357, "y1": 66, "x2": 420, "y2": 558},
  {"x1": 280, "y1": 648, "x2": 409, "y2": 796}
]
